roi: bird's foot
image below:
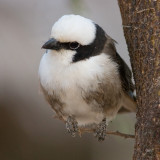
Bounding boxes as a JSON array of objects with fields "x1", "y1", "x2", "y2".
[
  {"x1": 66, "y1": 116, "x2": 78, "y2": 137},
  {"x1": 94, "y1": 118, "x2": 107, "y2": 141}
]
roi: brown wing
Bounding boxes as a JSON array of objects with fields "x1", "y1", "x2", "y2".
[
  {"x1": 103, "y1": 35, "x2": 137, "y2": 112},
  {"x1": 104, "y1": 35, "x2": 134, "y2": 94}
]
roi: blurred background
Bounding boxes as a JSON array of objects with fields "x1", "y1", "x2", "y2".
[{"x1": 0, "y1": 0, "x2": 136, "y2": 160}]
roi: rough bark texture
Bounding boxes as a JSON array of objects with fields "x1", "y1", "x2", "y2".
[{"x1": 117, "y1": 0, "x2": 160, "y2": 160}]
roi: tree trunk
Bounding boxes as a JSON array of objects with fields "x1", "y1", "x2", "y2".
[{"x1": 117, "y1": 1, "x2": 160, "y2": 159}]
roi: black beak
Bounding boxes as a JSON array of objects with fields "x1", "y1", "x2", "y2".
[{"x1": 42, "y1": 38, "x2": 60, "y2": 50}]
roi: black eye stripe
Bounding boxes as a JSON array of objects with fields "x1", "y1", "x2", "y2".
[
  {"x1": 58, "y1": 42, "x2": 81, "y2": 50},
  {"x1": 69, "y1": 42, "x2": 80, "y2": 50},
  {"x1": 73, "y1": 24, "x2": 107, "y2": 62}
]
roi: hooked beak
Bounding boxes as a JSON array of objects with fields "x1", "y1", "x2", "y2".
[{"x1": 42, "y1": 38, "x2": 60, "y2": 50}]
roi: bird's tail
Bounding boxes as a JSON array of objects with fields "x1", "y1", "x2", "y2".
[{"x1": 118, "y1": 93, "x2": 137, "y2": 113}]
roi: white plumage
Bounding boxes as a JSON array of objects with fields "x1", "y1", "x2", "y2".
[
  {"x1": 51, "y1": 15, "x2": 96, "y2": 45},
  {"x1": 39, "y1": 50, "x2": 119, "y2": 126}
]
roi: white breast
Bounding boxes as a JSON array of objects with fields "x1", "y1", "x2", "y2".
[{"x1": 39, "y1": 50, "x2": 119, "y2": 126}]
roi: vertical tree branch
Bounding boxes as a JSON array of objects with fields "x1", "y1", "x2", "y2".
[{"x1": 117, "y1": 0, "x2": 160, "y2": 159}]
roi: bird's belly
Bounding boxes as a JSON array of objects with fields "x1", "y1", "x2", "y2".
[
  {"x1": 60, "y1": 88, "x2": 104, "y2": 126},
  {"x1": 39, "y1": 52, "x2": 121, "y2": 126}
]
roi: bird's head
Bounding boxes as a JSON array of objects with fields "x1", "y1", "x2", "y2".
[{"x1": 42, "y1": 15, "x2": 107, "y2": 62}]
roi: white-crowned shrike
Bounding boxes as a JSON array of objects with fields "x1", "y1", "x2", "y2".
[{"x1": 39, "y1": 15, "x2": 136, "y2": 141}]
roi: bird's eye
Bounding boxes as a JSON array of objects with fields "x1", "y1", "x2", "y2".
[{"x1": 69, "y1": 42, "x2": 80, "y2": 50}]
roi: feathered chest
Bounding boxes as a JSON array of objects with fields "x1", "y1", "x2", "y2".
[
  {"x1": 39, "y1": 51, "x2": 118, "y2": 93},
  {"x1": 39, "y1": 51, "x2": 121, "y2": 125}
]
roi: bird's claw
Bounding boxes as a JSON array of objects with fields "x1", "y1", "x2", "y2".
[
  {"x1": 94, "y1": 118, "x2": 107, "y2": 141},
  {"x1": 66, "y1": 116, "x2": 78, "y2": 137}
]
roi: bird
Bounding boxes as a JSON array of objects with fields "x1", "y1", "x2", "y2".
[{"x1": 39, "y1": 14, "x2": 136, "y2": 141}]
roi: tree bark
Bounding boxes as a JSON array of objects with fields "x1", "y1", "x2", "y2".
[{"x1": 117, "y1": 0, "x2": 160, "y2": 159}]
